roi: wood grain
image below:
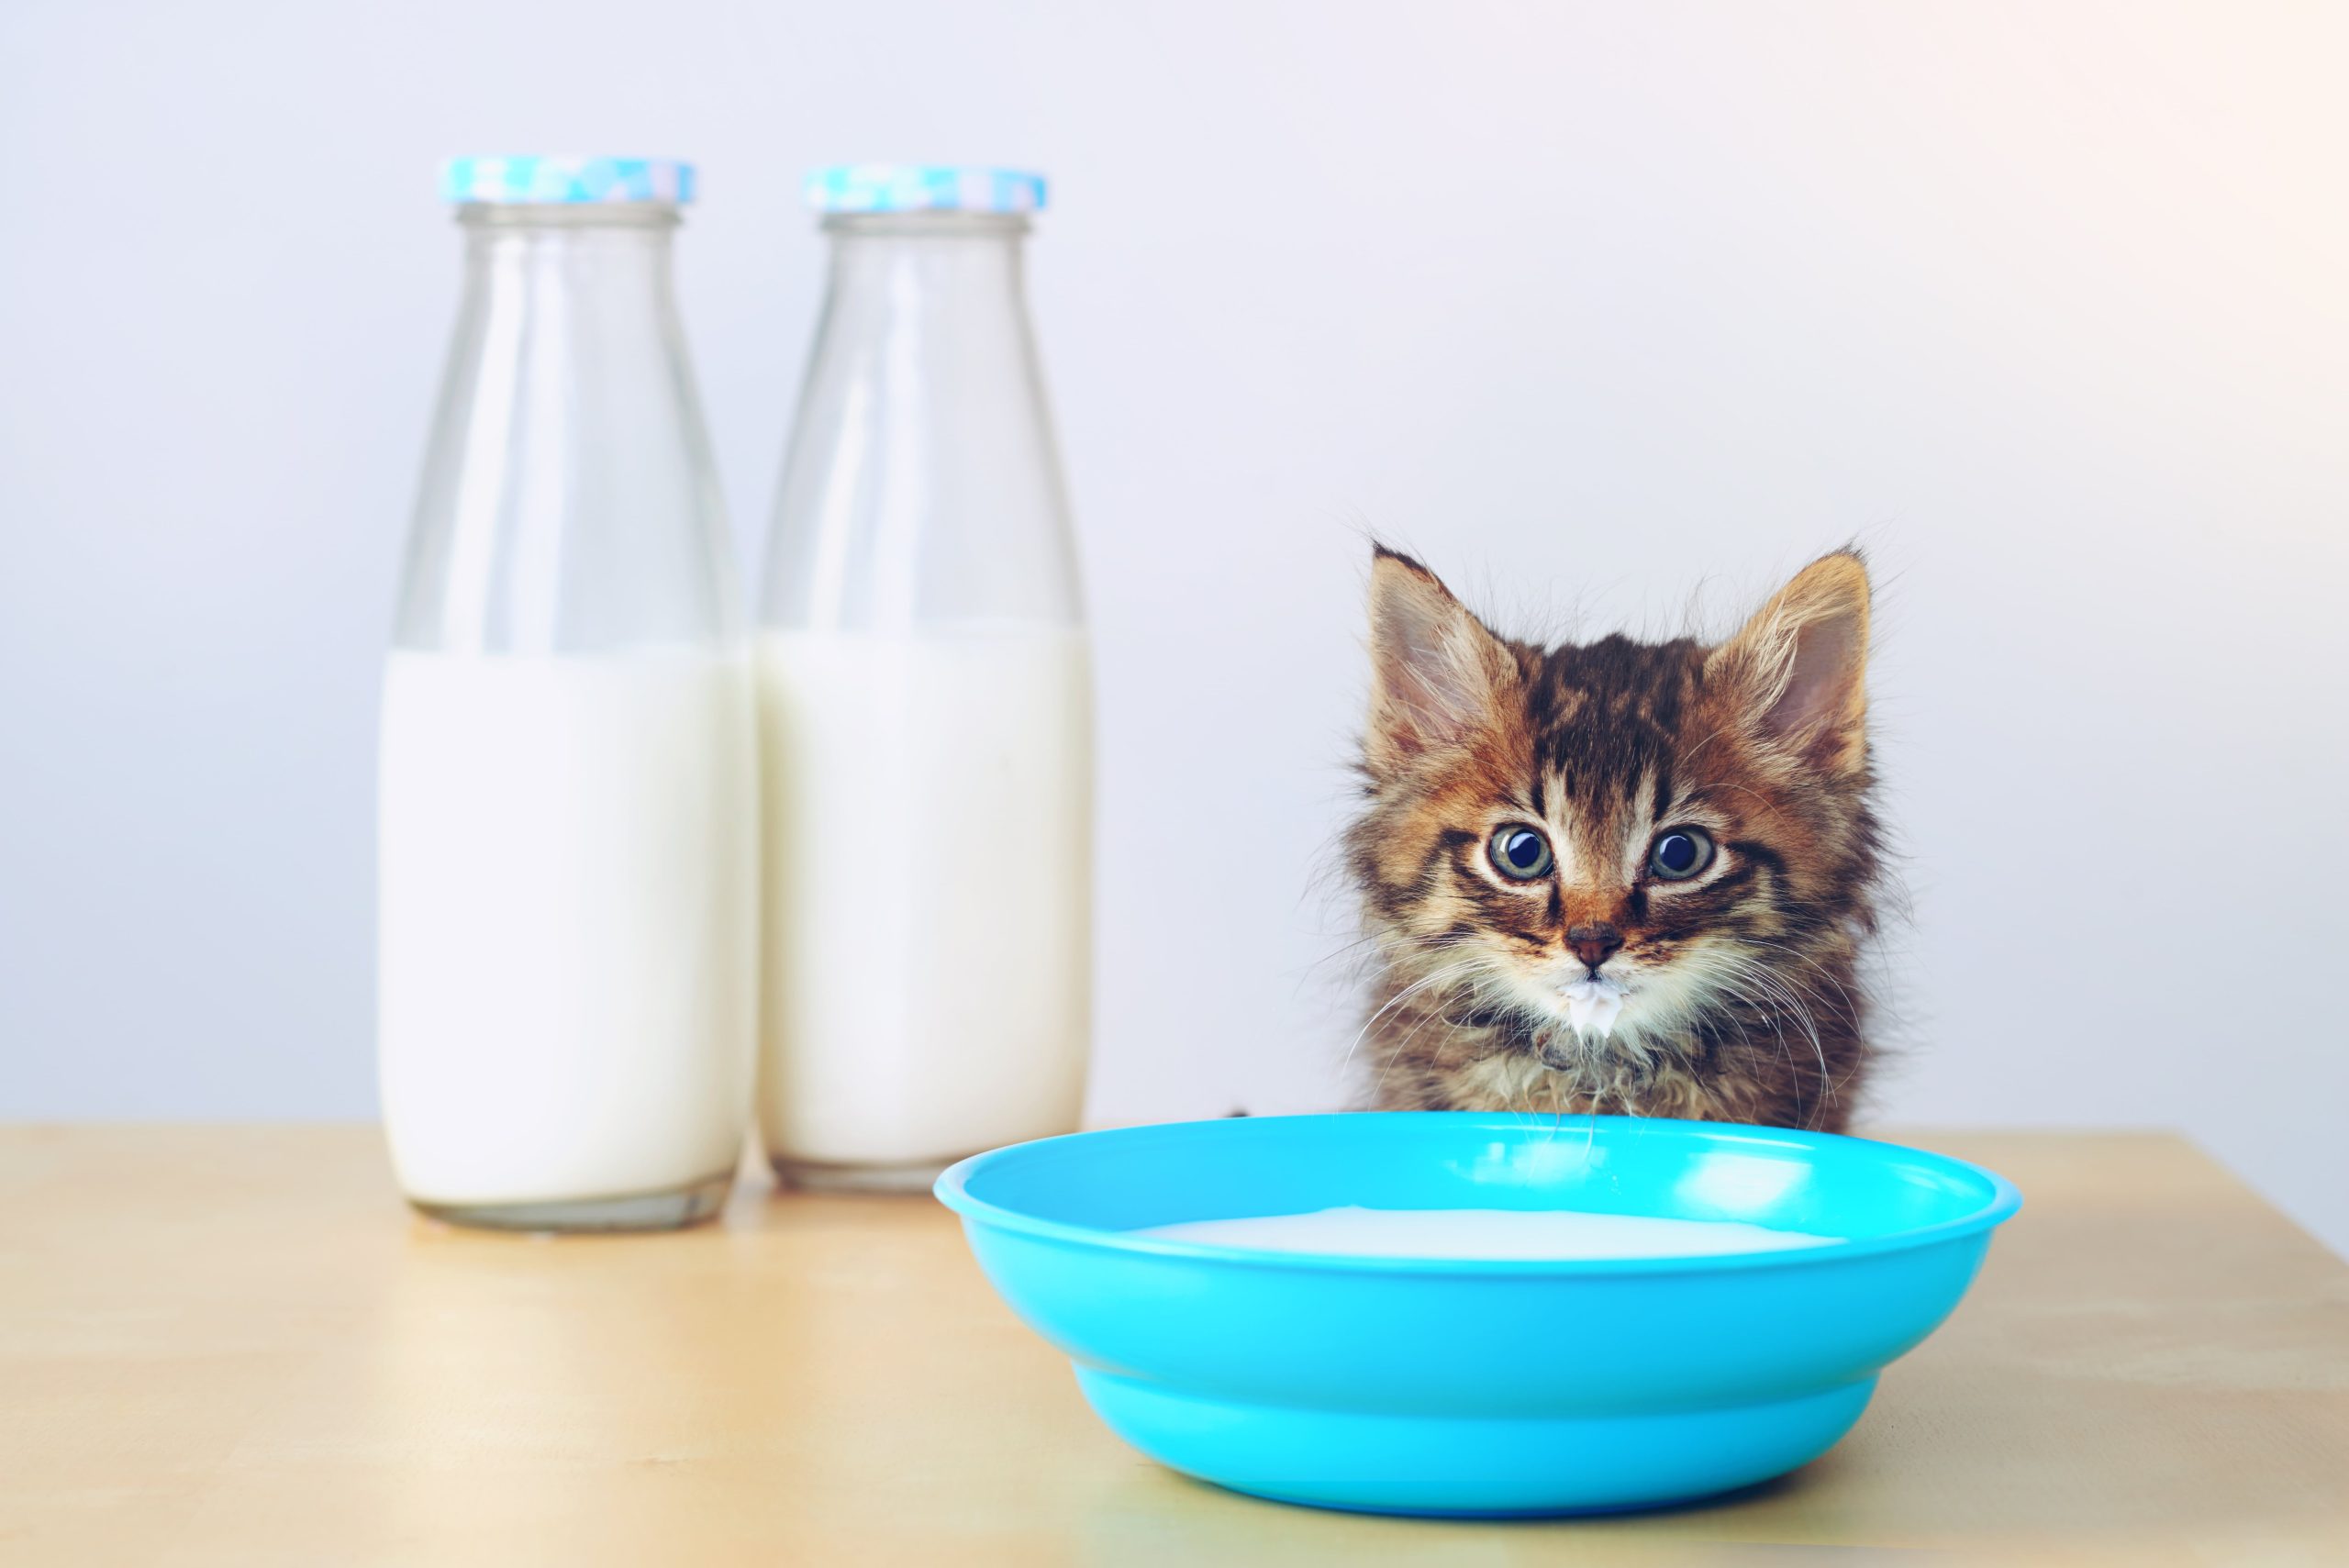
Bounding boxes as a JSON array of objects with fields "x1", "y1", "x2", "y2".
[{"x1": 1, "y1": 1128, "x2": 2343, "y2": 1565}]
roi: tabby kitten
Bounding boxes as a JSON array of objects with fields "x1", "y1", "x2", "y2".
[{"x1": 1347, "y1": 546, "x2": 1883, "y2": 1131}]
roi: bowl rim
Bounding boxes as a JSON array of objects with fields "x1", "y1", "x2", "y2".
[{"x1": 934, "y1": 1112, "x2": 2023, "y2": 1276}]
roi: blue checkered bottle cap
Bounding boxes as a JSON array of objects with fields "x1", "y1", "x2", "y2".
[
  {"x1": 806, "y1": 165, "x2": 1046, "y2": 215},
  {"x1": 441, "y1": 157, "x2": 696, "y2": 206}
]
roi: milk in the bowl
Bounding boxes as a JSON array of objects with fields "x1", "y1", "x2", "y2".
[
  {"x1": 755, "y1": 625, "x2": 1090, "y2": 1179},
  {"x1": 1136, "y1": 1207, "x2": 1841, "y2": 1259}
]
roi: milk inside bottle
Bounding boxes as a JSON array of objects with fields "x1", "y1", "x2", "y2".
[
  {"x1": 758, "y1": 166, "x2": 1091, "y2": 1188},
  {"x1": 378, "y1": 157, "x2": 755, "y2": 1230}
]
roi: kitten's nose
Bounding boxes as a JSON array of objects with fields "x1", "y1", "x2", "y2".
[{"x1": 1565, "y1": 923, "x2": 1624, "y2": 970}]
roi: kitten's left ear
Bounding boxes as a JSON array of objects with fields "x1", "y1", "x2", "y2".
[{"x1": 1709, "y1": 551, "x2": 1871, "y2": 777}]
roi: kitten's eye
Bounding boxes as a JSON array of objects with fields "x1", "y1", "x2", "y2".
[
  {"x1": 1487, "y1": 826, "x2": 1554, "y2": 881},
  {"x1": 1650, "y1": 828, "x2": 1715, "y2": 881}
]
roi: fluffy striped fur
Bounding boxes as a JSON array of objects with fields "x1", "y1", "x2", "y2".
[{"x1": 1346, "y1": 547, "x2": 1884, "y2": 1130}]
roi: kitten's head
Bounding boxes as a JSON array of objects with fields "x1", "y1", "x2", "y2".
[{"x1": 1348, "y1": 546, "x2": 1880, "y2": 1066}]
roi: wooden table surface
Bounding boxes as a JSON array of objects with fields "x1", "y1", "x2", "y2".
[{"x1": 2, "y1": 1128, "x2": 2343, "y2": 1566}]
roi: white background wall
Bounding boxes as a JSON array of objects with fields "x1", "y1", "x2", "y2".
[{"x1": 4, "y1": 2, "x2": 2343, "y2": 1251}]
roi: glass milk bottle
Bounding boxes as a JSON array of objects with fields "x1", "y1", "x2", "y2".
[
  {"x1": 379, "y1": 157, "x2": 755, "y2": 1230},
  {"x1": 758, "y1": 166, "x2": 1091, "y2": 1190}
]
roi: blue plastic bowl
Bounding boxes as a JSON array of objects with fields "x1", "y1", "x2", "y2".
[{"x1": 936, "y1": 1112, "x2": 2019, "y2": 1517}]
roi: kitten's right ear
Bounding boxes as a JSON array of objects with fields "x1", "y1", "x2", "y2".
[{"x1": 1365, "y1": 547, "x2": 1514, "y2": 775}]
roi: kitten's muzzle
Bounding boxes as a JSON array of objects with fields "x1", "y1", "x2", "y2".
[{"x1": 1565, "y1": 923, "x2": 1624, "y2": 971}]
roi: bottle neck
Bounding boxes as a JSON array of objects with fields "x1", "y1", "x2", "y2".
[
  {"x1": 459, "y1": 204, "x2": 681, "y2": 305},
  {"x1": 822, "y1": 210, "x2": 1030, "y2": 241},
  {"x1": 820, "y1": 211, "x2": 1030, "y2": 315}
]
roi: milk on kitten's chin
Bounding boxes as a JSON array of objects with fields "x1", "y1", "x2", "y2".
[{"x1": 1523, "y1": 959, "x2": 1686, "y2": 1046}]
